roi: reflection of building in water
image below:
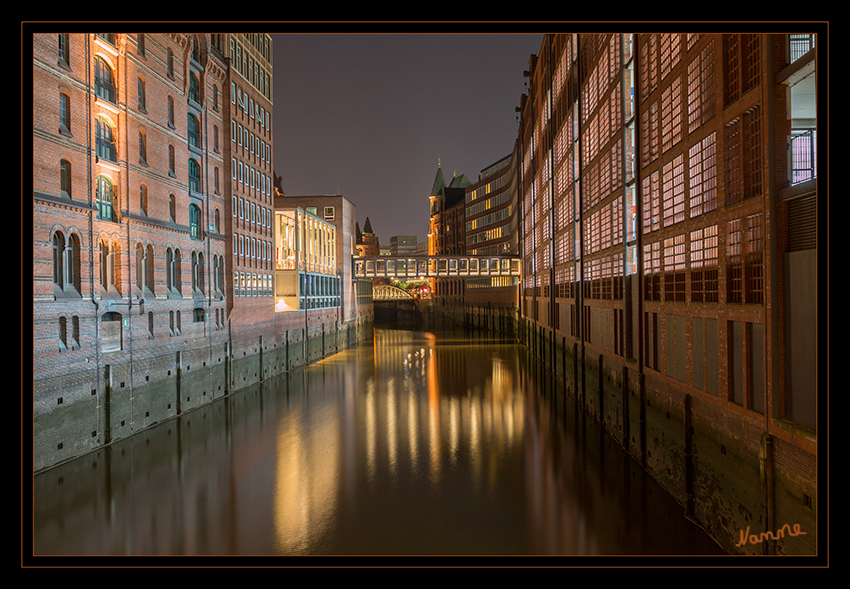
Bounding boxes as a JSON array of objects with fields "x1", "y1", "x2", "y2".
[
  {"x1": 272, "y1": 370, "x2": 344, "y2": 554},
  {"x1": 269, "y1": 336, "x2": 525, "y2": 553},
  {"x1": 364, "y1": 331, "x2": 525, "y2": 488}
]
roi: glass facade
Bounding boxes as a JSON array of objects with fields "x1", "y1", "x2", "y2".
[{"x1": 274, "y1": 207, "x2": 340, "y2": 311}]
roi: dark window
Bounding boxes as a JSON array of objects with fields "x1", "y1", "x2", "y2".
[
  {"x1": 94, "y1": 57, "x2": 115, "y2": 103},
  {"x1": 95, "y1": 118, "x2": 116, "y2": 162}
]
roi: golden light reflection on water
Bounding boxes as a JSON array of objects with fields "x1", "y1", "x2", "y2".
[
  {"x1": 269, "y1": 329, "x2": 527, "y2": 554},
  {"x1": 272, "y1": 400, "x2": 341, "y2": 554},
  {"x1": 32, "y1": 328, "x2": 726, "y2": 556}
]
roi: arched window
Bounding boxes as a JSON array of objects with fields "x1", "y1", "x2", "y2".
[
  {"x1": 213, "y1": 255, "x2": 222, "y2": 294},
  {"x1": 95, "y1": 175, "x2": 115, "y2": 221},
  {"x1": 140, "y1": 184, "x2": 148, "y2": 215},
  {"x1": 95, "y1": 117, "x2": 116, "y2": 162},
  {"x1": 192, "y1": 35, "x2": 200, "y2": 63},
  {"x1": 59, "y1": 92, "x2": 70, "y2": 133},
  {"x1": 136, "y1": 243, "x2": 155, "y2": 294},
  {"x1": 139, "y1": 131, "x2": 147, "y2": 164},
  {"x1": 192, "y1": 251, "x2": 205, "y2": 293},
  {"x1": 101, "y1": 311, "x2": 123, "y2": 352},
  {"x1": 189, "y1": 73, "x2": 200, "y2": 104},
  {"x1": 60, "y1": 159, "x2": 72, "y2": 198},
  {"x1": 94, "y1": 56, "x2": 115, "y2": 103},
  {"x1": 53, "y1": 231, "x2": 79, "y2": 296},
  {"x1": 189, "y1": 204, "x2": 201, "y2": 239},
  {"x1": 173, "y1": 248, "x2": 182, "y2": 293},
  {"x1": 189, "y1": 159, "x2": 201, "y2": 193},
  {"x1": 137, "y1": 76, "x2": 146, "y2": 111},
  {"x1": 188, "y1": 114, "x2": 200, "y2": 148}
]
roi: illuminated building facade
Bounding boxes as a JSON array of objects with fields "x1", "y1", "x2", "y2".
[
  {"x1": 219, "y1": 33, "x2": 276, "y2": 341},
  {"x1": 463, "y1": 146, "x2": 521, "y2": 307},
  {"x1": 32, "y1": 32, "x2": 367, "y2": 472},
  {"x1": 517, "y1": 32, "x2": 819, "y2": 554},
  {"x1": 274, "y1": 207, "x2": 339, "y2": 312},
  {"x1": 32, "y1": 33, "x2": 232, "y2": 468},
  {"x1": 274, "y1": 192, "x2": 370, "y2": 327},
  {"x1": 427, "y1": 163, "x2": 471, "y2": 304}
]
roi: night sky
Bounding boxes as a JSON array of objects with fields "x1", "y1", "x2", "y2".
[{"x1": 271, "y1": 31, "x2": 544, "y2": 244}]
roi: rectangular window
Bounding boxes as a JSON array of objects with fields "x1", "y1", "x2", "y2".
[
  {"x1": 642, "y1": 170, "x2": 660, "y2": 234},
  {"x1": 688, "y1": 132, "x2": 717, "y2": 217},
  {"x1": 643, "y1": 240, "x2": 661, "y2": 301},
  {"x1": 662, "y1": 155, "x2": 685, "y2": 227},
  {"x1": 661, "y1": 75, "x2": 682, "y2": 152},
  {"x1": 745, "y1": 213, "x2": 764, "y2": 303},
  {"x1": 727, "y1": 219, "x2": 743, "y2": 303},
  {"x1": 690, "y1": 225, "x2": 718, "y2": 302},
  {"x1": 663, "y1": 234, "x2": 686, "y2": 302}
]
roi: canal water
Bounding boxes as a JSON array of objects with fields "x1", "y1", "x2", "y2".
[{"x1": 31, "y1": 328, "x2": 725, "y2": 559}]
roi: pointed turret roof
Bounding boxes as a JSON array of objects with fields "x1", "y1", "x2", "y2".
[
  {"x1": 363, "y1": 216, "x2": 374, "y2": 234},
  {"x1": 430, "y1": 164, "x2": 446, "y2": 198}
]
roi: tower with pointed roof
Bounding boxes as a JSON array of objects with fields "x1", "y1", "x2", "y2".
[{"x1": 356, "y1": 216, "x2": 380, "y2": 257}]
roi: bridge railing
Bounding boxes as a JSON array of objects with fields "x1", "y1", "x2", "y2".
[{"x1": 353, "y1": 256, "x2": 521, "y2": 279}]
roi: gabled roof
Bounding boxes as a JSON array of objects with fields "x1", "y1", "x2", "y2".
[{"x1": 448, "y1": 173, "x2": 471, "y2": 189}]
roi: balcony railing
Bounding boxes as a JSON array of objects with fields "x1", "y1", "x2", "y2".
[
  {"x1": 789, "y1": 34, "x2": 815, "y2": 64},
  {"x1": 791, "y1": 128, "x2": 817, "y2": 185}
]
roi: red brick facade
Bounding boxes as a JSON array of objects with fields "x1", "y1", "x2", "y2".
[
  {"x1": 517, "y1": 33, "x2": 819, "y2": 555},
  {"x1": 31, "y1": 33, "x2": 371, "y2": 473}
]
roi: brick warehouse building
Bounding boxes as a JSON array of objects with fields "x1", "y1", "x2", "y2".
[
  {"x1": 31, "y1": 33, "x2": 370, "y2": 473},
  {"x1": 516, "y1": 32, "x2": 821, "y2": 555}
]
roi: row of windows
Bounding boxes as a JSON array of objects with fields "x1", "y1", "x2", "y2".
[
  {"x1": 51, "y1": 230, "x2": 219, "y2": 297},
  {"x1": 234, "y1": 233, "x2": 273, "y2": 268},
  {"x1": 60, "y1": 155, "x2": 211, "y2": 238},
  {"x1": 232, "y1": 81, "x2": 271, "y2": 134},
  {"x1": 54, "y1": 306, "x2": 226, "y2": 351},
  {"x1": 234, "y1": 271, "x2": 272, "y2": 298},
  {"x1": 232, "y1": 156, "x2": 272, "y2": 199},
  {"x1": 233, "y1": 119, "x2": 272, "y2": 170},
  {"x1": 231, "y1": 37, "x2": 272, "y2": 102}
]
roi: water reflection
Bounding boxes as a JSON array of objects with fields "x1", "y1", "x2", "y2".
[{"x1": 32, "y1": 329, "x2": 724, "y2": 557}]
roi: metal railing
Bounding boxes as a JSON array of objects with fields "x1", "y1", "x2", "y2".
[{"x1": 790, "y1": 128, "x2": 816, "y2": 185}]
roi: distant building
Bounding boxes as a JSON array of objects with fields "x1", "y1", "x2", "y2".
[
  {"x1": 464, "y1": 146, "x2": 521, "y2": 307},
  {"x1": 355, "y1": 216, "x2": 380, "y2": 257},
  {"x1": 390, "y1": 235, "x2": 418, "y2": 256},
  {"x1": 427, "y1": 161, "x2": 471, "y2": 304}
]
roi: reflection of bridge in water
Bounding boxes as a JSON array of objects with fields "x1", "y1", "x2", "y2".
[{"x1": 353, "y1": 255, "x2": 520, "y2": 280}]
